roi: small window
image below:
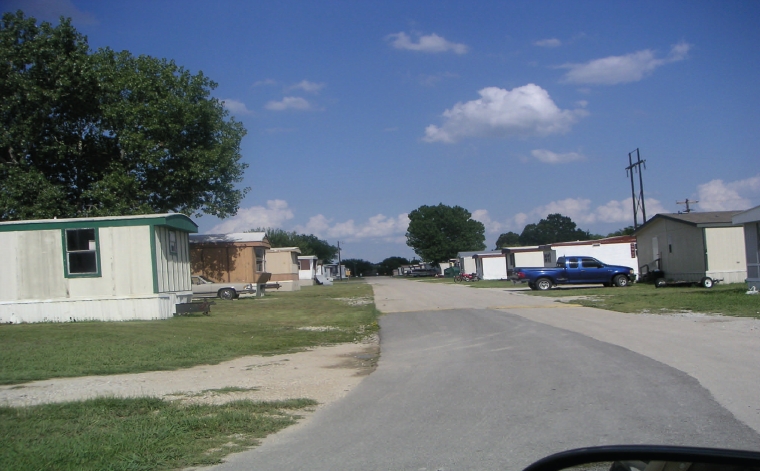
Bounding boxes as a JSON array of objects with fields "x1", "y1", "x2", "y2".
[
  {"x1": 568, "y1": 262, "x2": 579, "y2": 269},
  {"x1": 299, "y1": 259, "x2": 311, "y2": 270},
  {"x1": 64, "y1": 228, "x2": 99, "y2": 276},
  {"x1": 543, "y1": 252, "x2": 552, "y2": 263},
  {"x1": 255, "y1": 247, "x2": 266, "y2": 272},
  {"x1": 168, "y1": 231, "x2": 178, "y2": 254}
]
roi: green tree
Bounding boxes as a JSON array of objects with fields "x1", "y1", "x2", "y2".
[
  {"x1": 0, "y1": 12, "x2": 248, "y2": 220},
  {"x1": 256, "y1": 227, "x2": 338, "y2": 263},
  {"x1": 376, "y1": 256, "x2": 410, "y2": 276},
  {"x1": 607, "y1": 226, "x2": 635, "y2": 237},
  {"x1": 341, "y1": 258, "x2": 374, "y2": 277},
  {"x1": 405, "y1": 204, "x2": 485, "y2": 263},
  {"x1": 518, "y1": 213, "x2": 592, "y2": 245},
  {"x1": 494, "y1": 231, "x2": 521, "y2": 249}
]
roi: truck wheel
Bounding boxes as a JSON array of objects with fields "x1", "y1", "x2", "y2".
[
  {"x1": 700, "y1": 277, "x2": 714, "y2": 288},
  {"x1": 613, "y1": 275, "x2": 629, "y2": 287},
  {"x1": 219, "y1": 288, "x2": 236, "y2": 300},
  {"x1": 655, "y1": 278, "x2": 667, "y2": 288},
  {"x1": 535, "y1": 278, "x2": 552, "y2": 291}
]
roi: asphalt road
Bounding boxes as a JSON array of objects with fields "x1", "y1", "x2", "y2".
[{"x1": 209, "y1": 277, "x2": 760, "y2": 471}]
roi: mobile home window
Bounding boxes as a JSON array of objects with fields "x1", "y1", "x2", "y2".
[
  {"x1": 255, "y1": 247, "x2": 266, "y2": 272},
  {"x1": 64, "y1": 228, "x2": 99, "y2": 275},
  {"x1": 168, "y1": 231, "x2": 178, "y2": 254}
]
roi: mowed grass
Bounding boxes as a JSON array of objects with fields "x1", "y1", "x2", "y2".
[
  {"x1": 415, "y1": 276, "x2": 760, "y2": 318},
  {"x1": 528, "y1": 282, "x2": 760, "y2": 318},
  {"x1": 0, "y1": 396, "x2": 317, "y2": 471},
  {"x1": 0, "y1": 281, "x2": 378, "y2": 385},
  {"x1": 0, "y1": 281, "x2": 376, "y2": 470}
]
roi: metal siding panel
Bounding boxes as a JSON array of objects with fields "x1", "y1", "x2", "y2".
[
  {"x1": 17, "y1": 230, "x2": 68, "y2": 300},
  {"x1": 705, "y1": 227, "x2": 747, "y2": 272},
  {"x1": 110, "y1": 226, "x2": 154, "y2": 295},
  {"x1": 0, "y1": 233, "x2": 19, "y2": 301}
]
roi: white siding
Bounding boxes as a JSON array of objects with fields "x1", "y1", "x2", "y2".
[
  {"x1": 0, "y1": 293, "x2": 192, "y2": 324},
  {"x1": 512, "y1": 251, "x2": 545, "y2": 268},
  {"x1": 480, "y1": 256, "x2": 508, "y2": 280},
  {"x1": 155, "y1": 226, "x2": 191, "y2": 293},
  {"x1": 68, "y1": 226, "x2": 154, "y2": 298},
  {"x1": 554, "y1": 242, "x2": 638, "y2": 273},
  {"x1": 704, "y1": 226, "x2": 747, "y2": 284}
]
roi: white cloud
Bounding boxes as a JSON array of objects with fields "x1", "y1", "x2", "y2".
[
  {"x1": 295, "y1": 213, "x2": 410, "y2": 243},
  {"x1": 289, "y1": 80, "x2": 326, "y2": 93},
  {"x1": 221, "y1": 99, "x2": 253, "y2": 116},
  {"x1": 535, "y1": 38, "x2": 562, "y2": 48},
  {"x1": 468, "y1": 197, "x2": 672, "y2": 242},
  {"x1": 208, "y1": 200, "x2": 294, "y2": 233},
  {"x1": 386, "y1": 32, "x2": 468, "y2": 54},
  {"x1": 531, "y1": 149, "x2": 586, "y2": 164},
  {"x1": 265, "y1": 96, "x2": 312, "y2": 111},
  {"x1": 559, "y1": 42, "x2": 691, "y2": 85},
  {"x1": 424, "y1": 84, "x2": 587, "y2": 143},
  {"x1": 697, "y1": 174, "x2": 760, "y2": 211}
]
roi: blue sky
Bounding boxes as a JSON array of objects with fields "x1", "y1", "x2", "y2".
[{"x1": 7, "y1": 0, "x2": 760, "y2": 262}]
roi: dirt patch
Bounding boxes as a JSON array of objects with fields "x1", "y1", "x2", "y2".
[{"x1": 0, "y1": 335, "x2": 379, "y2": 409}]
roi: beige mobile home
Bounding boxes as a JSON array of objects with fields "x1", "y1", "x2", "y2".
[
  {"x1": 635, "y1": 211, "x2": 746, "y2": 286},
  {"x1": 0, "y1": 214, "x2": 197, "y2": 323},
  {"x1": 266, "y1": 247, "x2": 301, "y2": 291},
  {"x1": 732, "y1": 205, "x2": 760, "y2": 290}
]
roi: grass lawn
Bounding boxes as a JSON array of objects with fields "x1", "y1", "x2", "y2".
[
  {"x1": 414, "y1": 277, "x2": 760, "y2": 318},
  {"x1": 0, "y1": 280, "x2": 377, "y2": 470},
  {"x1": 0, "y1": 396, "x2": 317, "y2": 471},
  {"x1": 525, "y1": 282, "x2": 760, "y2": 318},
  {"x1": 0, "y1": 280, "x2": 379, "y2": 385}
]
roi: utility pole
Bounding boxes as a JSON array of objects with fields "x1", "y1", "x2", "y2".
[
  {"x1": 677, "y1": 198, "x2": 698, "y2": 214},
  {"x1": 336, "y1": 240, "x2": 342, "y2": 280},
  {"x1": 625, "y1": 148, "x2": 647, "y2": 229}
]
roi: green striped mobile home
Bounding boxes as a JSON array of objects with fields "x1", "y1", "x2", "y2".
[{"x1": 0, "y1": 214, "x2": 197, "y2": 323}]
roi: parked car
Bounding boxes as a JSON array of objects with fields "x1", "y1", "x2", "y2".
[
  {"x1": 511, "y1": 256, "x2": 636, "y2": 290},
  {"x1": 191, "y1": 275, "x2": 255, "y2": 300}
]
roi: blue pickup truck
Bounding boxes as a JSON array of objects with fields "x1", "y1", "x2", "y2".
[{"x1": 511, "y1": 256, "x2": 636, "y2": 290}]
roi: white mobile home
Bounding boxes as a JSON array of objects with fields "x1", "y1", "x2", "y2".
[
  {"x1": 457, "y1": 251, "x2": 479, "y2": 275},
  {"x1": 635, "y1": 212, "x2": 746, "y2": 285},
  {"x1": 472, "y1": 251, "x2": 509, "y2": 280},
  {"x1": 732, "y1": 205, "x2": 760, "y2": 290},
  {"x1": 298, "y1": 255, "x2": 322, "y2": 286},
  {"x1": 0, "y1": 214, "x2": 197, "y2": 323},
  {"x1": 501, "y1": 246, "x2": 544, "y2": 274},
  {"x1": 546, "y1": 236, "x2": 638, "y2": 274}
]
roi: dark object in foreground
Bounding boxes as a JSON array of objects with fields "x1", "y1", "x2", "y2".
[
  {"x1": 175, "y1": 301, "x2": 215, "y2": 316},
  {"x1": 524, "y1": 445, "x2": 760, "y2": 471}
]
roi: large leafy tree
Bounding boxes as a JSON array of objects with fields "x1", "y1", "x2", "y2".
[
  {"x1": 256, "y1": 227, "x2": 339, "y2": 263},
  {"x1": 376, "y1": 256, "x2": 410, "y2": 276},
  {"x1": 406, "y1": 204, "x2": 485, "y2": 263},
  {"x1": 0, "y1": 12, "x2": 247, "y2": 220},
  {"x1": 494, "y1": 231, "x2": 521, "y2": 249},
  {"x1": 341, "y1": 258, "x2": 375, "y2": 277},
  {"x1": 518, "y1": 213, "x2": 592, "y2": 246}
]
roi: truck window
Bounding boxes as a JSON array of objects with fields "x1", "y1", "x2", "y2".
[
  {"x1": 567, "y1": 261, "x2": 579, "y2": 268},
  {"x1": 581, "y1": 259, "x2": 601, "y2": 268}
]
